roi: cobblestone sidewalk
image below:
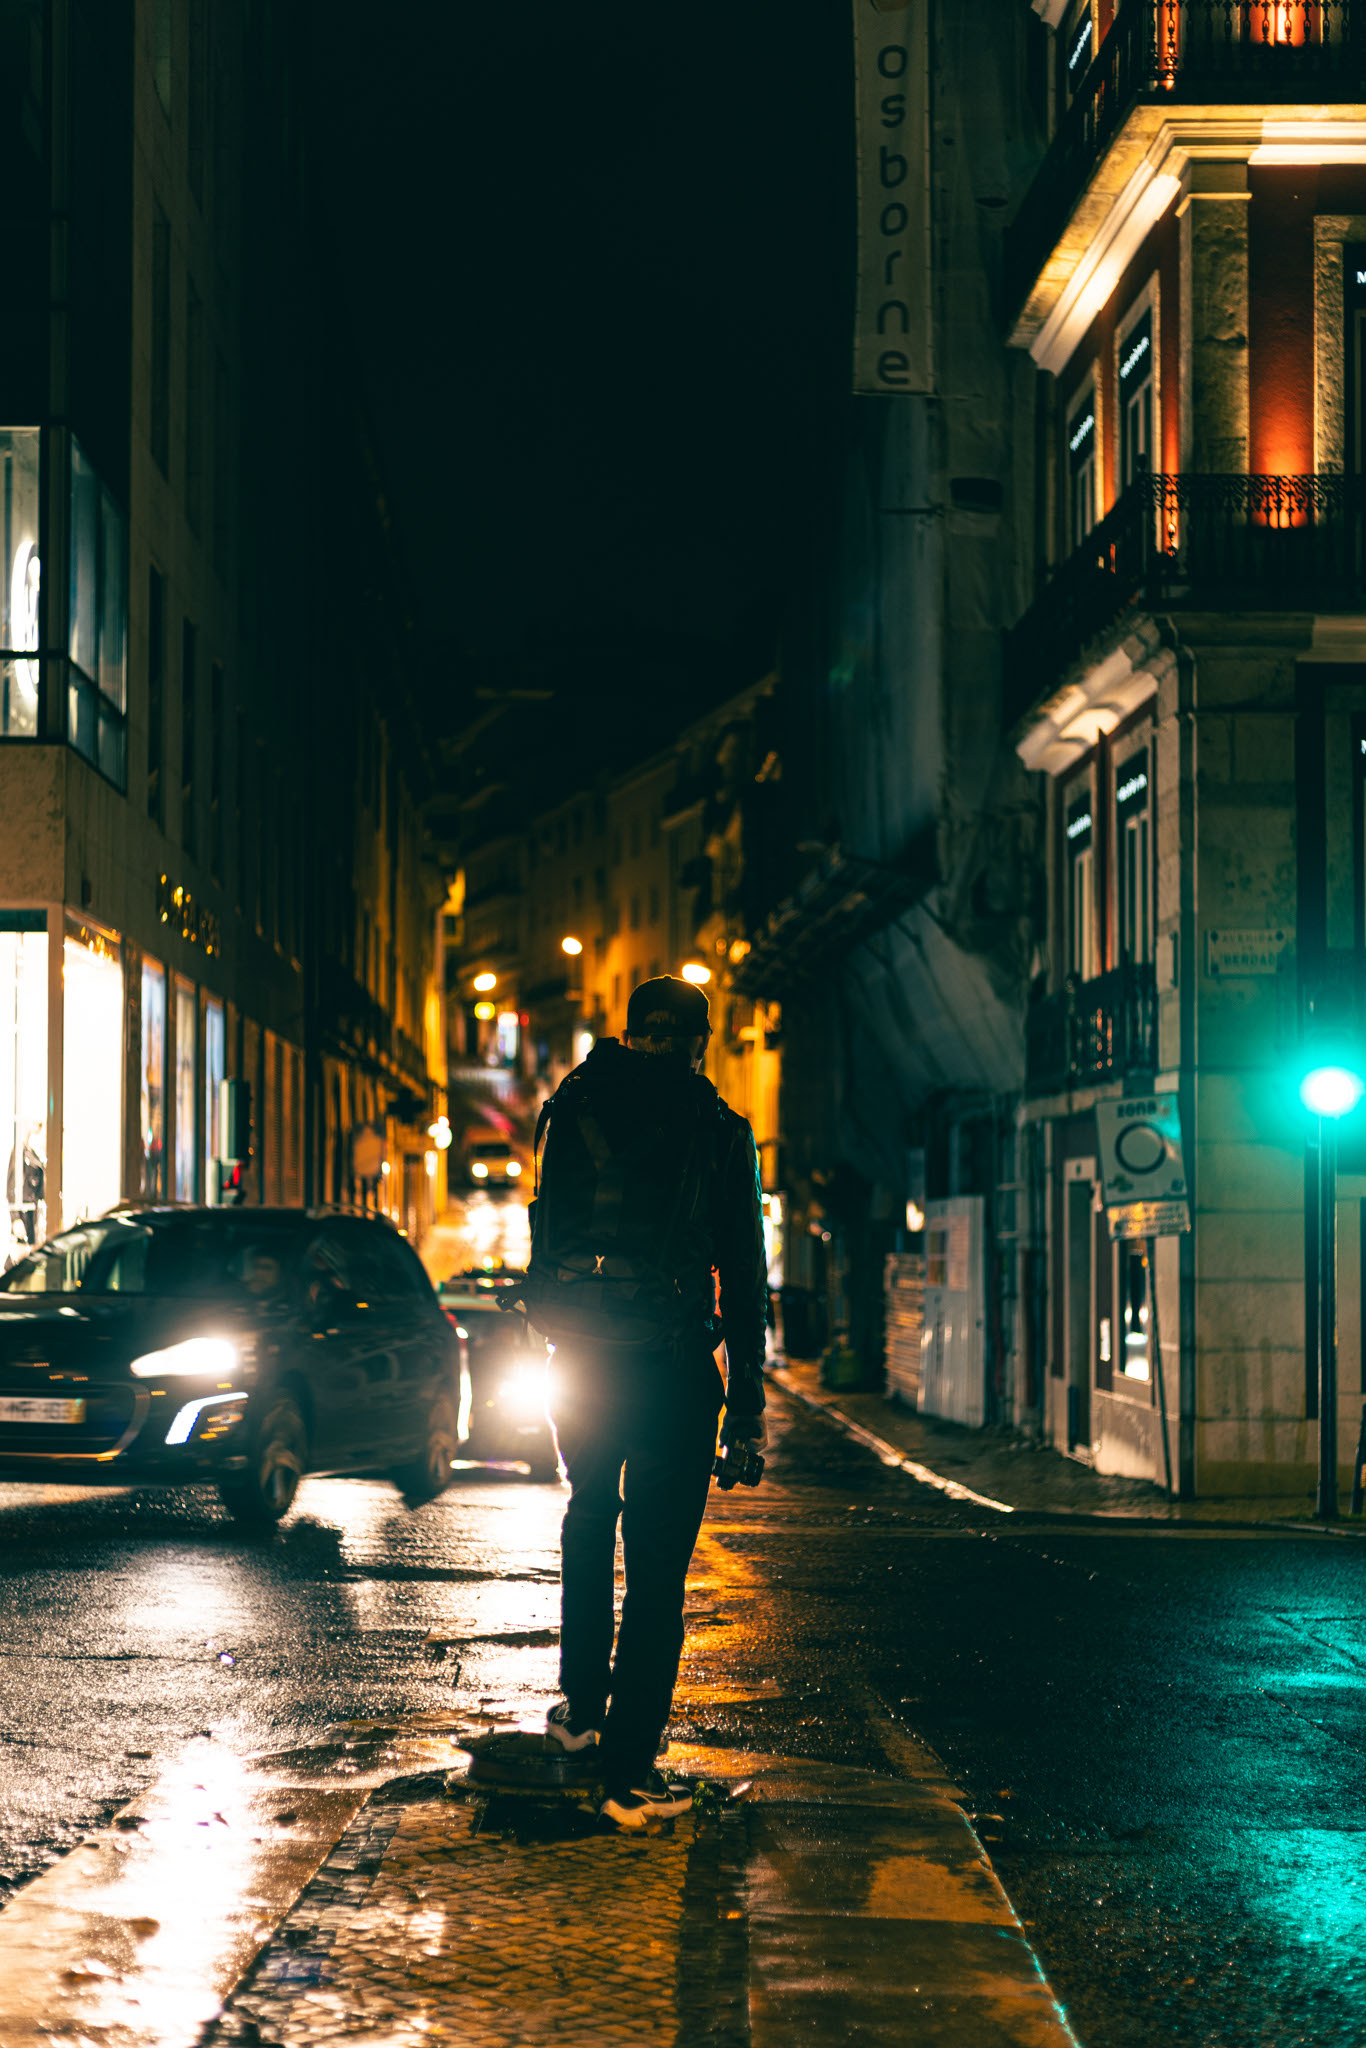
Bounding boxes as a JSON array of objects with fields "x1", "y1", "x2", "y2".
[{"x1": 203, "y1": 1736, "x2": 1074, "y2": 2048}]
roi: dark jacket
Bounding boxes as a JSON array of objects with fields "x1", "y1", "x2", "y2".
[{"x1": 538, "y1": 1038, "x2": 767, "y2": 1416}]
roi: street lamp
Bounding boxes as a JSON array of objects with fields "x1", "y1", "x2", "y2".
[
  {"x1": 561, "y1": 936, "x2": 583, "y2": 956},
  {"x1": 1300, "y1": 1057, "x2": 1366, "y2": 1519},
  {"x1": 680, "y1": 960, "x2": 711, "y2": 985},
  {"x1": 473, "y1": 971, "x2": 497, "y2": 993}
]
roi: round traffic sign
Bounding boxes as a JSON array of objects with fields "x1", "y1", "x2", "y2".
[{"x1": 1115, "y1": 1122, "x2": 1167, "y2": 1176}]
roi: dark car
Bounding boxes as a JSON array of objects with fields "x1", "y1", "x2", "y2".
[
  {"x1": 437, "y1": 1269, "x2": 558, "y2": 1482},
  {"x1": 0, "y1": 1207, "x2": 461, "y2": 1524}
]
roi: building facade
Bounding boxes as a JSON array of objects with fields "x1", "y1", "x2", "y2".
[
  {"x1": 448, "y1": 681, "x2": 782, "y2": 1212},
  {"x1": 727, "y1": 0, "x2": 1047, "y2": 1415},
  {"x1": 1008, "y1": 0, "x2": 1366, "y2": 1494},
  {"x1": 0, "y1": 0, "x2": 447, "y2": 1263}
]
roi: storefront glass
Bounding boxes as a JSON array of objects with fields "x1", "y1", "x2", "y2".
[
  {"x1": 62, "y1": 924, "x2": 122, "y2": 1227},
  {"x1": 0, "y1": 428, "x2": 41, "y2": 738},
  {"x1": 204, "y1": 996, "x2": 224, "y2": 1204},
  {"x1": 174, "y1": 980, "x2": 196, "y2": 1201},
  {"x1": 141, "y1": 959, "x2": 166, "y2": 1198},
  {"x1": 0, "y1": 918, "x2": 48, "y2": 1264}
]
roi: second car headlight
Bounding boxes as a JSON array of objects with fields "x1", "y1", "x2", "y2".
[
  {"x1": 499, "y1": 1361, "x2": 548, "y2": 1420},
  {"x1": 131, "y1": 1336, "x2": 239, "y2": 1380}
]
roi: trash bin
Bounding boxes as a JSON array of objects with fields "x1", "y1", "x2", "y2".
[{"x1": 779, "y1": 1284, "x2": 823, "y2": 1360}]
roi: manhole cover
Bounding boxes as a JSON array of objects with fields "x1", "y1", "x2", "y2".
[{"x1": 461, "y1": 1730, "x2": 602, "y2": 1791}]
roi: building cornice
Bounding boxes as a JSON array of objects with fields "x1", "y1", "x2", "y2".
[
  {"x1": 1015, "y1": 628, "x2": 1171, "y2": 777},
  {"x1": 1014, "y1": 109, "x2": 1366, "y2": 374}
]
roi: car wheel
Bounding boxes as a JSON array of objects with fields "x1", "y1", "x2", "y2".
[
  {"x1": 392, "y1": 1390, "x2": 459, "y2": 1505},
  {"x1": 217, "y1": 1393, "x2": 307, "y2": 1527}
]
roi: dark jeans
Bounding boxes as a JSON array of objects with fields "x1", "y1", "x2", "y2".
[{"x1": 550, "y1": 1336, "x2": 723, "y2": 1789}]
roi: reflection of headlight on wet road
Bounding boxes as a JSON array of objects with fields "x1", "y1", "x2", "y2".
[
  {"x1": 498, "y1": 1363, "x2": 548, "y2": 1420},
  {"x1": 131, "y1": 1336, "x2": 239, "y2": 1380}
]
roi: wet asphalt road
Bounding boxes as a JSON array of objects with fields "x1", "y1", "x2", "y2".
[{"x1": 1, "y1": 1393, "x2": 1364, "y2": 2047}]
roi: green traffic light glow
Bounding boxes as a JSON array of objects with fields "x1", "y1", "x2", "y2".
[{"x1": 1300, "y1": 1066, "x2": 1366, "y2": 1119}]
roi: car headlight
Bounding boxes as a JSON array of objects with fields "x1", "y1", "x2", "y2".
[
  {"x1": 471, "y1": 1162, "x2": 489, "y2": 1179},
  {"x1": 131, "y1": 1336, "x2": 239, "y2": 1380},
  {"x1": 499, "y1": 1362, "x2": 548, "y2": 1420},
  {"x1": 505, "y1": 1160, "x2": 522, "y2": 1177}
]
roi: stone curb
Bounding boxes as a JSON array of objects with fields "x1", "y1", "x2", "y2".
[
  {"x1": 205, "y1": 1747, "x2": 1080, "y2": 2048},
  {"x1": 771, "y1": 1366, "x2": 1366, "y2": 1536}
]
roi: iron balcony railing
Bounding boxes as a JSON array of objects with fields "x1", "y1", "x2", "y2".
[
  {"x1": 1026, "y1": 963, "x2": 1159, "y2": 1097},
  {"x1": 1009, "y1": 1, "x2": 1366, "y2": 318},
  {"x1": 1006, "y1": 472, "x2": 1366, "y2": 724}
]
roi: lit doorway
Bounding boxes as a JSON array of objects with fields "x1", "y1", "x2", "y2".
[{"x1": 1064, "y1": 1160, "x2": 1097, "y2": 1452}]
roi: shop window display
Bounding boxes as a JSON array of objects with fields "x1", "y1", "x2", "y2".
[
  {"x1": 0, "y1": 428, "x2": 41, "y2": 738},
  {"x1": 0, "y1": 919, "x2": 48, "y2": 1267},
  {"x1": 141, "y1": 959, "x2": 166, "y2": 1199},
  {"x1": 174, "y1": 980, "x2": 197, "y2": 1201},
  {"x1": 204, "y1": 997, "x2": 224, "y2": 1203},
  {"x1": 62, "y1": 925, "x2": 122, "y2": 1228}
]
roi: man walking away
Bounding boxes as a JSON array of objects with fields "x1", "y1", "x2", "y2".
[{"x1": 528, "y1": 975, "x2": 767, "y2": 1828}]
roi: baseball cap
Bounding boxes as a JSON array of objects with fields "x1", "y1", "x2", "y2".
[{"x1": 626, "y1": 974, "x2": 711, "y2": 1039}]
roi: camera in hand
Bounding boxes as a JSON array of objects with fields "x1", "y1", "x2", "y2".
[{"x1": 713, "y1": 1440, "x2": 765, "y2": 1489}]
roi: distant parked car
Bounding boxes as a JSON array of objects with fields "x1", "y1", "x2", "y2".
[
  {"x1": 0, "y1": 1208, "x2": 461, "y2": 1524},
  {"x1": 464, "y1": 1138, "x2": 523, "y2": 1188},
  {"x1": 437, "y1": 1269, "x2": 558, "y2": 1483}
]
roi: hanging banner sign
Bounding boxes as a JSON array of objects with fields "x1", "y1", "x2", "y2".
[
  {"x1": 852, "y1": 0, "x2": 931, "y2": 395},
  {"x1": 1095, "y1": 1093, "x2": 1190, "y2": 1239}
]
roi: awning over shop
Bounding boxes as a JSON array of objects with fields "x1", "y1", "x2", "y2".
[{"x1": 729, "y1": 851, "x2": 927, "y2": 1000}]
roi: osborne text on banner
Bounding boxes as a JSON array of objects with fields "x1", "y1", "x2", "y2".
[{"x1": 852, "y1": 0, "x2": 931, "y2": 395}]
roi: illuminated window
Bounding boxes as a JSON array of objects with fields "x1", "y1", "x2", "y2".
[
  {"x1": 204, "y1": 996, "x2": 224, "y2": 1203},
  {"x1": 1066, "y1": 788, "x2": 1098, "y2": 981},
  {"x1": 1119, "y1": 1243, "x2": 1151, "y2": 1381},
  {"x1": 0, "y1": 916, "x2": 48, "y2": 1258},
  {"x1": 141, "y1": 958, "x2": 167, "y2": 1199},
  {"x1": 1067, "y1": 385, "x2": 1098, "y2": 548},
  {"x1": 0, "y1": 429, "x2": 40, "y2": 738},
  {"x1": 1063, "y1": 0, "x2": 1094, "y2": 103},
  {"x1": 1118, "y1": 308, "x2": 1154, "y2": 492},
  {"x1": 1115, "y1": 746, "x2": 1152, "y2": 965},
  {"x1": 63, "y1": 923, "x2": 123, "y2": 1228},
  {"x1": 174, "y1": 980, "x2": 197, "y2": 1201},
  {"x1": 68, "y1": 441, "x2": 127, "y2": 788}
]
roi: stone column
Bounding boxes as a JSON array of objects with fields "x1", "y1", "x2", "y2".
[{"x1": 1178, "y1": 163, "x2": 1250, "y2": 474}]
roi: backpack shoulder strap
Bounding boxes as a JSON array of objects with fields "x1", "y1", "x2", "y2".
[{"x1": 654, "y1": 1085, "x2": 720, "y2": 1278}]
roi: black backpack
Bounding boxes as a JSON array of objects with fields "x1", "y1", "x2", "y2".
[{"x1": 520, "y1": 1069, "x2": 717, "y2": 1346}]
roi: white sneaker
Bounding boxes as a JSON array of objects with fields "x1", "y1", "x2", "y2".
[
  {"x1": 600, "y1": 1770, "x2": 693, "y2": 1828},
  {"x1": 545, "y1": 1700, "x2": 600, "y2": 1752}
]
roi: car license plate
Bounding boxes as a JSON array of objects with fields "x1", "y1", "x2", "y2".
[{"x1": 0, "y1": 1396, "x2": 87, "y2": 1425}]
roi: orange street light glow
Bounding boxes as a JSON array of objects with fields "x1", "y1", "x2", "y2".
[
  {"x1": 561, "y1": 936, "x2": 583, "y2": 955},
  {"x1": 681, "y1": 961, "x2": 711, "y2": 985}
]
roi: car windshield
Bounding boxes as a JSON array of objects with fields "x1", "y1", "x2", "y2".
[
  {"x1": 469, "y1": 1142, "x2": 511, "y2": 1158},
  {"x1": 0, "y1": 1215, "x2": 302, "y2": 1298}
]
